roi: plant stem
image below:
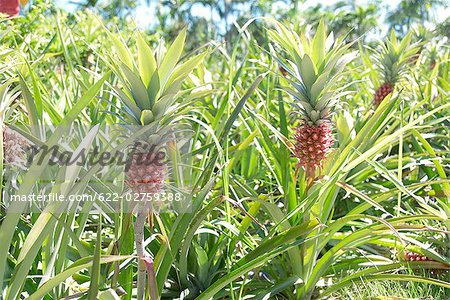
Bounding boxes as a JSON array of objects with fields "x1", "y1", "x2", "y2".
[{"x1": 135, "y1": 208, "x2": 147, "y2": 300}]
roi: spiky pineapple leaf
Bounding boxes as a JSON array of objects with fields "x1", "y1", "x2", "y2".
[
  {"x1": 147, "y1": 71, "x2": 160, "y2": 108},
  {"x1": 270, "y1": 20, "x2": 355, "y2": 122},
  {"x1": 137, "y1": 31, "x2": 157, "y2": 87},
  {"x1": 300, "y1": 54, "x2": 316, "y2": 91},
  {"x1": 113, "y1": 88, "x2": 141, "y2": 120},
  {"x1": 106, "y1": 29, "x2": 134, "y2": 70},
  {"x1": 120, "y1": 63, "x2": 150, "y2": 110},
  {"x1": 166, "y1": 51, "x2": 209, "y2": 90},
  {"x1": 312, "y1": 19, "x2": 326, "y2": 66},
  {"x1": 159, "y1": 28, "x2": 187, "y2": 89}
]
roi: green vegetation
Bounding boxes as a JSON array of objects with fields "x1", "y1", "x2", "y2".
[{"x1": 0, "y1": 1, "x2": 449, "y2": 299}]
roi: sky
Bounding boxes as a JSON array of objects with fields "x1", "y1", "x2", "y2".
[{"x1": 55, "y1": 0, "x2": 450, "y2": 31}]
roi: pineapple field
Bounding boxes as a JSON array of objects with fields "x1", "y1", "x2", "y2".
[{"x1": 0, "y1": 0, "x2": 450, "y2": 299}]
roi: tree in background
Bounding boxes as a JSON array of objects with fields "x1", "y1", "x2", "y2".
[
  {"x1": 435, "y1": 16, "x2": 450, "y2": 39},
  {"x1": 69, "y1": 0, "x2": 137, "y2": 22},
  {"x1": 386, "y1": 0, "x2": 447, "y2": 36},
  {"x1": 303, "y1": 0, "x2": 380, "y2": 42},
  {"x1": 29, "y1": 0, "x2": 448, "y2": 49}
]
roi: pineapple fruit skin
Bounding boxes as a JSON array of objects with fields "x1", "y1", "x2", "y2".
[
  {"x1": 373, "y1": 82, "x2": 394, "y2": 107},
  {"x1": 404, "y1": 250, "x2": 433, "y2": 262},
  {"x1": 3, "y1": 126, "x2": 30, "y2": 167},
  {"x1": 293, "y1": 120, "x2": 334, "y2": 177},
  {"x1": 125, "y1": 152, "x2": 168, "y2": 195}
]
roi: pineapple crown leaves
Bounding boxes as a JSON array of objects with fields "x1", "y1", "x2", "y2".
[
  {"x1": 269, "y1": 19, "x2": 356, "y2": 123},
  {"x1": 413, "y1": 25, "x2": 433, "y2": 44},
  {"x1": 104, "y1": 27, "x2": 209, "y2": 127},
  {"x1": 372, "y1": 30, "x2": 421, "y2": 84}
]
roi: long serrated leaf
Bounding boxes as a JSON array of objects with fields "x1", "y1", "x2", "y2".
[
  {"x1": 27, "y1": 256, "x2": 131, "y2": 300},
  {"x1": 311, "y1": 19, "x2": 326, "y2": 66},
  {"x1": 137, "y1": 32, "x2": 157, "y2": 87},
  {"x1": 120, "y1": 63, "x2": 151, "y2": 110},
  {"x1": 159, "y1": 28, "x2": 186, "y2": 89}
]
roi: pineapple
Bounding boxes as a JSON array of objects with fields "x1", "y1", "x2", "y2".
[
  {"x1": 404, "y1": 250, "x2": 433, "y2": 262},
  {"x1": 403, "y1": 250, "x2": 448, "y2": 277},
  {"x1": 373, "y1": 82, "x2": 394, "y2": 107},
  {"x1": 3, "y1": 126, "x2": 30, "y2": 168},
  {"x1": 269, "y1": 20, "x2": 355, "y2": 177},
  {"x1": 107, "y1": 28, "x2": 206, "y2": 205},
  {"x1": 292, "y1": 121, "x2": 334, "y2": 177},
  {"x1": 409, "y1": 25, "x2": 430, "y2": 65},
  {"x1": 372, "y1": 30, "x2": 420, "y2": 107},
  {"x1": 279, "y1": 65, "x2": 287, "y2": 77},
  {"x1": 107, "y1": 28, "x2": 207, "y2": 300},
  {"x1": 427, "y1": 45, "x2": 439, "y2": 70},
  {"x1": 125, "y1": 148, "x2": 168, "y2": 195}
]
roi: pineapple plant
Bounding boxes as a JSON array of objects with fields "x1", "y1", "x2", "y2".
[
  {"x1": 106, "y1": 28, "x2": 208, "y2": 299},
  {"x1": 269, "y1": 20, "x2": 356, "y2": 178},
  {"x1": 372, "y1": 30, "x2": 420, "y2": 107},
  {"x1": 409, "y1": 25, "x2": 431, "y2": 65}
]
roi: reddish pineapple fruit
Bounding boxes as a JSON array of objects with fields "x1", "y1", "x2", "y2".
[
  {"x1": 404, "y1": 250, "x2": 433, "y2": 262},
  {"x1": 293, "y1": 121, "x2": 334, "y2": 177},
  {"x1": 125, "y1": 149, "x2": 167, "y2": 195},
  {"x1": 3, "y1": 126, "x2": 29, "y2": 167},
  {"x1": 373, "y1": 83, "x2": 394, "y2": 107}
]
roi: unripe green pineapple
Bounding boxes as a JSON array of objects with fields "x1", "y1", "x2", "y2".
[{"x1": 269, "y1": 20, "x2": 356, "y2": 177}]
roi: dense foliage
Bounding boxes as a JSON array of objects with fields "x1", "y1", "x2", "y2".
[{"x1": 0, "y1": 1, "x2": 449, "y2": 299}]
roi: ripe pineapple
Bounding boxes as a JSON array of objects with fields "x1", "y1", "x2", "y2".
[
  {"x1": 107, "y1": 29, "x2": 207, "y2": 204},
  {"x1": 269, "y1": 20, "x2": 355, "y2": 177},
  {"x1": 404, "y1": 250, "x2": 433, "y2": 262},
  {"x1": 372, "y1": 30, "x2": 420, "y2": 107},
  {"x1": 107, "y1": 28, "x2": 207, "y2": 300},
  {"x1": 125, "y1": 144, "x2": 168, "y2": 196},
  {"x1": 373, "y1": 82, "x2": 394, "y2": 107},
  {"x1": 3, "y1": 126, "x2": 30, "y2": 168}
]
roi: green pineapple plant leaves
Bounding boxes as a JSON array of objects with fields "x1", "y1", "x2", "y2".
[
  {"x1": 371, "y1": 30, "x2": 421, "y2": 107},
  {"x1": 269, "y1": 19, "x2": 356, "y2": 179},
  {"x1": 1, "y1": 6, "x2": 449, "y2": 300},
  {"x1": 103, "y1": 26, "x2": 212, "y2": 299}
]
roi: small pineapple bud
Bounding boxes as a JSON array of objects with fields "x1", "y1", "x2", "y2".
[
  {"x1": 409, "y1": 53, "x2": 420, "y2": 64},
  {"x1": 373, "y1": 82, "x2": 394, "y2": 107},
  {"x1": 293, "y1": 120, "x2": 333, "y2": 177},
  {"x1": 430, "y1": 60, "x2": 436, "y2": 70}
]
